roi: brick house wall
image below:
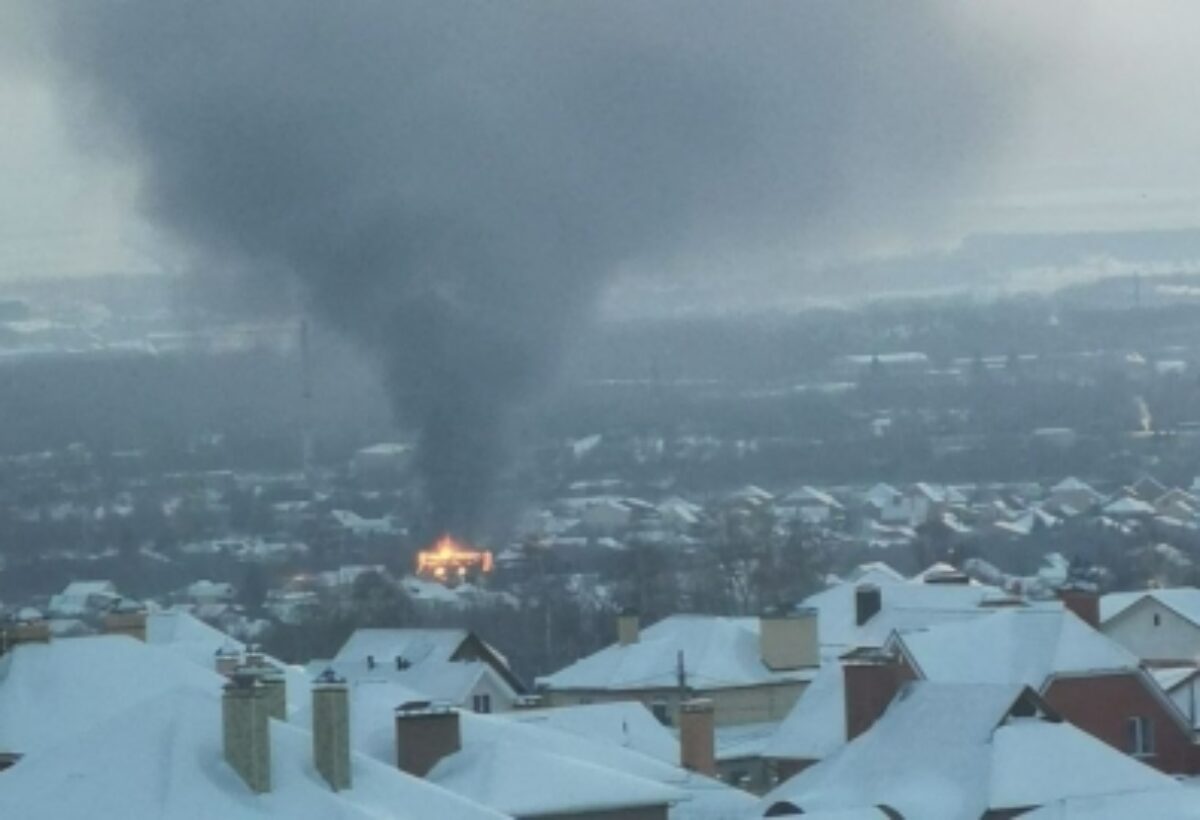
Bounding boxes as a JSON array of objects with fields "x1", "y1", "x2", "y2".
[{"x1": 1043, "y1": 671, "x2": 1199, "y2": 775}]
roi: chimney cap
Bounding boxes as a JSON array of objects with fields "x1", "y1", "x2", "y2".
[
  {"x1": 682, "y1": 698, "x2": 714, "y2": 714},
  {"x1": 314, "y1": 667, "x2": 347, "y2": 686},
  {"x1": 619, "y1": 607, "x2": 640, "y2": 617},
  {"x1": 760, "y1": 605, "x2": 816, "y2": 619},
  {"x1": 395, "y1": 699, "x2": 456, "y2": 717},
  {"x1": 225, "y1": 670, "x2": 262, "y2": 691}
]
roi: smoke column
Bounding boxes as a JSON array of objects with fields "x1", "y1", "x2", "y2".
[{"x1": 42, "y1": 2, "x2": 1023, "y2": 535}]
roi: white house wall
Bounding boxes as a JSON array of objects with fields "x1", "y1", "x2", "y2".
[{"x1": 1103, "y1": 598, "x2": 1200, "y2": 664}]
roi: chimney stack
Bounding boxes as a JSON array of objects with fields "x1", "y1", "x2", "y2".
[
  {"x1": 102, "y1": 598, "x2": 148, "y2": 642},
  {"x1": 854, "y1": 584, "x2": 882, "y2": 627},
  {"x1": 312, "y1": 669, "x2": 352, "y2": 791},
  {"x1": 679, "y1": 698, "x2": 716, "y2": 775},
  {"x1": 617, "y1": 609, "x2": 640, "y2": 646},
  {"x1": 759, "y1": 607, "x2": 819, "y2": 671},
  {"x1": 1057, "y1": 582, "x2": 1100, "y2": 629},
  {"x1": 223, "y1": 672, "x2": 272, "y2": 793},
  {"x1": 842, "y1": 649, "x2": 912, "y2": 741},
  {"x1": 395, "y1": 702, "x2": 461, "y2": 777},
  {"x1": 238, "y1": 650, "x2": 287, "y2": 721}
]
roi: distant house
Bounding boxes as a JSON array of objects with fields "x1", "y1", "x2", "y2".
[
  {"x1": 330, "y1": 628, "x2": 526, "y2": 714},
  {"x1": 1102, "y1": 494, "x2": 1157, "y2": 519},
  {"x1": 538, "y1": 612, "x2": 819, "y2": 728},
  {"x1": 778, "y1": 487, "x2": 844, "y2": 526},
  {"x1": 1047, "y1": 477, "x2": 1104, "y2": 514},
  {"x1": 47, "y1": 580, "x2": 120, "y2": 618},
  {"x1": 329, "y1": 509, "x2": 400, "y2": 537},
  {"x1": 185, "y1": 579, "x2": 236, "y2": 605},
  {"x1": 1155, "y1": 488, "x2": 1199, "y2": 522},
  {"x1": 1101, "y1": 588, "x2": 1200, "y2": 665}
]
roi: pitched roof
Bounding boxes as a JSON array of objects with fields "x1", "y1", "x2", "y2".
[
  {"x1": 332, "y1": 628, "x2": 523, "y2": 699},
  {"x1": 538, "y1": 614, "x2": 814, "y2": 691},
  {"x1": 801, "y1": 575, "x2": 1003, "y2": 655},
  {"x1": 761, "y1": 682, "x2": 1173, "y2": 820},
  {"x1": 430, "y1": 741, "x2": 684, "y2": 817},
  {"x1": 896, "y1": 607, "x2": 1138, "y2": 687},
  {"x1": 1020, "y1": 786, "x2": 1200, "y2": 820},
  {"x1": 316, "y1": 684, "x2": 754, "y2": 820},
  {"x1": 0, "y1": 635, "x2": 223, "y2": 756},
  {"x1": 763, "y1": 661, "x2": 846, "y2": 761},
  {"x1": 501, "y1": 702, "x2": 680, "y2": 765},
  {"x1": 0, "y1": 688, "x2": 507, "y2": 820},
  {"x1": 1101, "y1": 588, "x2": 1200, "y2": 627}
]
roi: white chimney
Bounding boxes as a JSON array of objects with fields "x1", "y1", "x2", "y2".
[{"x1": 759, "y1": 607, "x2": 819, "y2": 671}]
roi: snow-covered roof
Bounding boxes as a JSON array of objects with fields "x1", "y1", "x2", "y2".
[
  {"x1": 783, "y1": 486, "x2": 844, "y2": 509},
  {"x1": 1103, "y1": 496, "x2": 1156, "y2": 516},
  {"x1": 801, "y1": 575, "x2": 1003, "y2": 655},
  {"x1": 843, "y1": 562, "x2": 906, "y2": 585},
  {"x1": 761, "y1": 682, "x2": 1173, "y2": 820},
  {"x1": 502, "y1": 702, "x2": 679, "y2": 765},
  {"x1": 1101, "y1": 588, "x2": 1200, "y2": 627},
  {"x1": 310, "y1": 684, "x2": 754, "y2": 820},
  {"x1": 330, "y1": 628, "x2": 521, "y2": 702},
  {"x1": 147, "y1": 608, "x2": 246, "y2": 669},
  {"x1": 1050, "y1": 477, "x2": 1100, "y2": 496},
  {"x1": 537, "y1": 614, "x2": 815, "y2": 692},
  {"x1": 0, "y1": 635, "x2": 223, "y2": 756},
  {"x1": 896, "y1": 608, "x2": 1138, "y2": 687},
  {"x1": 1150, "y1": 666, "x2": 1200, "y2": 693},
  {"x1": 430, "y1": 740, "x2": 685, "y2": 817},
  {"x1": 1021, "y1": 786, "x2": 1200, "y2": 819},
  {"x1": 0, "y1": 687, "x2": 507, "y2": 820},
  {"x1": 763, "y1": 661, "x2": 846, "y2": 761}
]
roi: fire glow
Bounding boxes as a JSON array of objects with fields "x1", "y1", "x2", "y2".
[{"x1": 416, "y1": 534, "x2": 494, "y2": 583}]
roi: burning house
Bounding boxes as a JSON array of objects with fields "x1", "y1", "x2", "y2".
[{"x1": 416, "y1": 536, "x2": 494, "y2": 585}]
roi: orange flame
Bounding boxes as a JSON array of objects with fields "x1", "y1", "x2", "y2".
[{"x1": 416, "y1": 534, "x2": 494, "y2": 581}]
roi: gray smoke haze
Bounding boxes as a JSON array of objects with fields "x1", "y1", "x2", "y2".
[{"x1": 41, "y1": 2, "x2": 1024, "y2": 536}]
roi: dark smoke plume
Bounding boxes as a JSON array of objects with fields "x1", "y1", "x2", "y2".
[{"x1": 42, "y1": 2, "x2": 1021, "y2": 535}]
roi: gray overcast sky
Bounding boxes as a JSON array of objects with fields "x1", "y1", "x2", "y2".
[{"x1": 2, "y1": 1, "x2": 1200, "y2": 310}]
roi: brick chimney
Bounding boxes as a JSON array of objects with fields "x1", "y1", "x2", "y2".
[
  {"x1": 854, "y1": 584, "x2": 882, "y2": 627},
  {"x1": 223, "y1": 672, "x2": 272, "y2": 793},
  {"x1": 617, "y1": 609, "x2": 640, "y2": 646},
  {"x1": 395, "y1": 702, "x2": 461, "y2": 777},
  {"x1": 842, "y1": 649, "x2": 913, "y2": 741},
  {"x1": 1057, "y1": 582, "x2": 1100, "y2": 629},
  {"x1": 759, "y1": 607, "x2": 819, "y2": 671},
  {"x1": 102, "y1": 598, "x2": 148, "y2": 642},
  {"x1": 312, "y1": 669, "x2": 352, "y2": 791},
  {"x1": 679, "y1": 698, "x2": 716, "y2": 775}
]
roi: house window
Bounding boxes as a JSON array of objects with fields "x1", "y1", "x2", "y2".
[
  {"x1": 1128, "y1": 716, "x2": 1155, "y2": 757},
  {"x1": 1153, "y1": 613, "x2": 1162, "y2": 627},
  {"x1": 651, "y1": 700, "x2": 672, "y2": 726},
  {"x1": 472, "y1": 694, "x2": 492, "y2": 714}
]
